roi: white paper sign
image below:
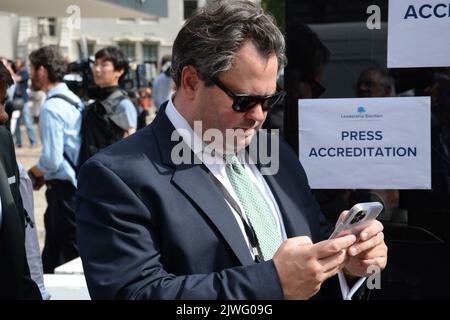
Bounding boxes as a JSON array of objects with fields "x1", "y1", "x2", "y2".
[
  {"x1": 388, "y1": 0, "x2": 450, "y2": 68},
  {"x1": 298, "y1": 97, "x2": 431, "y2": 189}
]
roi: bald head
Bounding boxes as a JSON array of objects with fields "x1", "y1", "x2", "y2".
[{"x1": 356, "y1": 68, "x2": 394, "y2": 98}]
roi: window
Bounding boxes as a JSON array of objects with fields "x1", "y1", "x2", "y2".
[
  {"x1": 48, "y1": 18, "x2": 56, "y2": 36},
  {"x1": 184, "y1": 0, "x2": 198, "y2": 19},
  {"x1": 142, "y1": 44, "x2": 158, "y2": 82},
  {"x1": 78, "y1": 41, "x2": 96, "y2": 58},
  {"x1": 37, "y1": 17, "x2": 57, "y2": 37},
  {"x1": 118, "y1": 42, "x2": 136, "y2": 61},
  {"x1": 143, "y1": 44, "x2": 158, "y2": 63}
]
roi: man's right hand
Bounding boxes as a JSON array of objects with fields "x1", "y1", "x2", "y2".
[{"x1": 273, "y1": 234, "x2": 356, "y2": 300}]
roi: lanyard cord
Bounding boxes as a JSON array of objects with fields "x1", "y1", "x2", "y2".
[{"x1": 201, "y1": 164, "x2": 264, "y2": 263}]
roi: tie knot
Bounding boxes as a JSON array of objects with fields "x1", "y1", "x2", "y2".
[{"x1": 225, "y1": 155, "x2": 244, "y2": 175}]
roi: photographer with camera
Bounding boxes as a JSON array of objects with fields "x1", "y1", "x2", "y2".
[{"x1": 92, "y1": 47, "x2": 137, "y2": 137}]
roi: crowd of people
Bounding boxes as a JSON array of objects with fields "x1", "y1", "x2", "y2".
[
  {"x1": 0, "y1": 0, "x2": 390, "y2": 300},
  {"x1": 0, "y1": 43, "x2": 172, "y2": 299}
]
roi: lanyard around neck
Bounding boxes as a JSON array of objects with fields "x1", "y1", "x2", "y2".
[{"x1": 200, "y1": 164, "x2": 264, "y2": 263}]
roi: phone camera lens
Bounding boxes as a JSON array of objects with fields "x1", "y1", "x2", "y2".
[{"x1": 350, "y1": 210, "x2": 366, "y2": 224}]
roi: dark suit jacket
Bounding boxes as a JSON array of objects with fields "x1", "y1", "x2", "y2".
[
  {"x1": 76, "y1": 107, "x2": 342, "y2": 300},
  {"x1": 0, "y1": 126, "x2": 41, "y2": 299}
]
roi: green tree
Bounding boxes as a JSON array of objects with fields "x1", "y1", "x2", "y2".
[{"x1": 261, "y1": 0, "x2": 285, "y2": 32}]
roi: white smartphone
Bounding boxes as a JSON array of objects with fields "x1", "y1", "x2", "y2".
[{"x1": 328, "y1": 202, "x2": 383, "y2": 240}]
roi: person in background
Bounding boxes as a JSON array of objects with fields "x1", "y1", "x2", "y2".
[
  {"x1": 28, "y1": 45, "x2": 83, "y2": 273},
  {"x1": 152, "y1": 54, "x2": 173, "y2": 110},
  {"x1": 352, "y1": 68, "x2": 399, "y2": 221},
  {"x1": 0, "y1": 61, "x2": 41, "y2": 300},
  {"x1": 0, "y1": 58, "x2": 17, "y2": 132},
  {"x1": 93, "y1": 47, "x2": 137, "y2": 136},
  {"x1": 13, "y1": 58, "x2": 38, "y2": 148},
  {"x1": 263, "y1": 23, "x2": 329, "y2": 136},
  {"x1": 137, "y1": 87, "x2": 152, "y2": 129},
  {"x1": 356, "y1": 68, "x2": 396, "y2": 98}
]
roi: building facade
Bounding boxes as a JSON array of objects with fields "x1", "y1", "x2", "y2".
[{"x1": 0, "y1": 0, "x2": 234, "y2": 80}]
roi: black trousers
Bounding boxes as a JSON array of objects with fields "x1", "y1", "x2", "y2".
[{"x1": 42, "y1": 180, "x2": 79, "y2": 273}]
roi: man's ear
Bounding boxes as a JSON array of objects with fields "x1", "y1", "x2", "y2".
[
  {"x1": 38, "y1": 65, "x2": 48, "y2": 81},
  {"x1": 116, "y1": 68, "x2": 125, "y2": 80},
  {"x1": 179, "y1": 65, "x2": 201, "y2": 99}
]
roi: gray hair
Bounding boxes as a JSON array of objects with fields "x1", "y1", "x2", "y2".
[{"x1": 171, "y1": 0, "x2": 286, "y2": 88}]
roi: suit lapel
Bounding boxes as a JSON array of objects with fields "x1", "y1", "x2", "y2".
[
  {"x1": 152, "y1": 107, "x2": 254, "y2": 266},
  {"x1": 171, "y1": 164, "x2": 255, "y2": 265}
]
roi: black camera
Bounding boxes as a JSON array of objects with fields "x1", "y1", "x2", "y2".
[
  {"x1": 120, "y1": 63, "x2": 148, "y2": 99},
  {"x1": 64, "y1": 59, "x2": 148, "y2": 101},
  {"x1": 65, "y1": 58, "x2": 97, "y2": 101}
]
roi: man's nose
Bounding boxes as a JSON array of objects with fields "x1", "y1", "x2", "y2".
[{"x1": 245, "y1": 102, "x2": 266, "y2": 122}]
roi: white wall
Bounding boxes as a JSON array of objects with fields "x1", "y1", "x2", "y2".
[{"x1": 0, "y1": 13, "x2": 19, "y2": 59}]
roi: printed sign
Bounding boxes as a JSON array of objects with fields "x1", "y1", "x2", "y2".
[
  {"x1": 298, "y1": 97, "x2": 431, "y2": 189},
  {"x1": 388, "y1": 0, "x2": 450, "y2": 68}
]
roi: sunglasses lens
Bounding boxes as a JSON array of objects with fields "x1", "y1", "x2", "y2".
[
  {"x1": 263, "y1": 94, "x2": 283, "y2": 111},
  {"x1": 234, "y1": 97, "x2": 258, "y2": 112},
  {"x1": 233, "y1": 93, "x2": 284, "y2": 112}
]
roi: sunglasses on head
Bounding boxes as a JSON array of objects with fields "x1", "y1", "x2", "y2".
[{"x1": 210, "y1": 77, "x2": 285, "y2": 113}]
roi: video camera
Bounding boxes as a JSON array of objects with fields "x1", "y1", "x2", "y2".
[
  {"x1": 64, "y1": 58, "x2": 148, "y2": 101},
  {"x1": 65, "y1": 58, "x2": 97, "y2": 101},
  {"x1": 120, "y1": 63, "x2": 148, "y2": 99}
]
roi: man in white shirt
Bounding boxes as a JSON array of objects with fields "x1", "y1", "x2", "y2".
[{"x1": 76, "y1": 0, "x2": 387, "y2": 300}]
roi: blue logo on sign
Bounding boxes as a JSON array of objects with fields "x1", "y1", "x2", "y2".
[{"x1": 357, "y1": 106, "x2": 366, "y2": 113}]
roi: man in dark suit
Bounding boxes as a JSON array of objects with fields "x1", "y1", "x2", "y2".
[
  {"x1": 0, "y1": 62, "x2": 41, "y2": 299},
  {"x1": 76, "y1": 0, "x2": 387, "y2": 300}
]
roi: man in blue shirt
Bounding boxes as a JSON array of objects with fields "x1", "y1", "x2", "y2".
[{"x1": 28, "y1": 46, "x2": 82, "y2": 273}]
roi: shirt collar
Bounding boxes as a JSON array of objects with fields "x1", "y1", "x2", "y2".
[
  {"x1": 46, "y1": 82, "x2": 70, "y2": 98},
  {"x1": 165, "y1": 98, "x2": 248, "y2": 167}
]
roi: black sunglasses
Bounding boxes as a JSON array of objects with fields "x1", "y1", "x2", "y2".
[{"x1": 210, "y1": 77, "x2": 285, "y2": 113}]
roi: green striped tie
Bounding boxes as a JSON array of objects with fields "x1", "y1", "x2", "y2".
[{"x1": 225, "y1": 155, "x2": 282, "y2": 260}]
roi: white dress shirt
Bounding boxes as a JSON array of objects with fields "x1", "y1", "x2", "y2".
[
  {"x1": 165, "y1": 98, "x2": 364, "y2": 299},
  {"x1": 17, "y1": 162, "x2": 51, "y2": 299}
]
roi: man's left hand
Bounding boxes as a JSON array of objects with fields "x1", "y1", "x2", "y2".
[
  {"x1": 340, "y1": 214, "x2": 388, "y2": 278},
  {"x1": 28, "y1": 165, "x2": 45, "y2": 190}
]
